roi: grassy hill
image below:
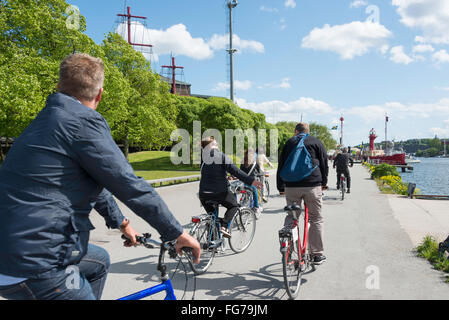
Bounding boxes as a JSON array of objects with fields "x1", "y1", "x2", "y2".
[{"x1": 129, "y1": 151, "x2": 200, "y2": 181}]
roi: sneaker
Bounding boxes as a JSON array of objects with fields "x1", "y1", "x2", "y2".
[
  {"x1": 336, "y1": 185, "x2": 340, "y2": 190},
  {"x1": 220, "y1": 226, "x2": 231, "y2": 238},
  {"x1": 312, "y1": 255, "x2": 327, "y2": 265},
  {"x1": 347, "y1": 189, "x2": 350, "y2": 194},
  {"x1": 262, "y1": 196, "x2": 268, "y2": 203},
  {"x1": 255, "y1": 207, "x2": 263, "y2": 219}
]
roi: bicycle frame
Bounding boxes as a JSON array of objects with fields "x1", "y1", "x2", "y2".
[
  {"x1": 281, "y1": 204, "x2": 309, "y2": 263},
  {"x1": 116, "y1": 234, "x2": 186, "y2": 301},
  {"x1": 118, "y1": 279, "x2": 176, "y2": 300}
]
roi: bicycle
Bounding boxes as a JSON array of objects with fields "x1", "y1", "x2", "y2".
[
  {"x1": 189, "y1": 201, "x2": 257, "y2": 275},
  {"x1": 278, "y1": 202, "x2": 314, "y2": 300},
  {"x1": 117, "y1": 233, "x2": 195, "y2": 300},
  {"x1": 230, "y1": 179, "x2": 262, "y2": 219},
  {"x1": 339, "y1": 176, "x2": 346, "y2": 201}
]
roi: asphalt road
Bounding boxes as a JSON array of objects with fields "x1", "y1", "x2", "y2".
[{"x1": 91, "y1": 164, "x2": 449, "y2": 300}]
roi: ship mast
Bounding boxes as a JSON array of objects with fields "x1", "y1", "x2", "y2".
[{"x1": 385, "y1": 114, "x2": 389, "y2": 155}]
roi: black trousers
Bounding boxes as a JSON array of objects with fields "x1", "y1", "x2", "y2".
[
  {"x1": 199, "y1": 191, "x2": 239, "y2": 225},
  {"x1": 337, "y1": 169, "x2": 351, "y2": 189}
]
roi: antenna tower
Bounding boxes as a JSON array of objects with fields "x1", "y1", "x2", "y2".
[{"x1": 227, "y1": 0, "x2": 238, "y2": 102}]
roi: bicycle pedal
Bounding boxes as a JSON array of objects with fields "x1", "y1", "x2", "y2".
[
  {"x1": 278, "y1": 228, "x2": 292, "y2": 237},
  {"x1": 209, "y1": 239, "x2": 223, "y2": 249}
]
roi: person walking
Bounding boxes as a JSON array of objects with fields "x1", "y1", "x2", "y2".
[{"x1": 277, "y1": 123, "x2": 329, "y2": 265}]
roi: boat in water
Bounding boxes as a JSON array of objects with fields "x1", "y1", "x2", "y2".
[{"x1": 405, "y1": 154, "x2": 421, "y2": 164}]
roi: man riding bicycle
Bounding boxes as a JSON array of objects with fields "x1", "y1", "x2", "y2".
[
  {"x1": 277, "y1": 123, "x2": 329, "y2": 265},
  {"x1": 0, "y1": 53, "x2": 201, "y2": 300},
  {"x1": 333, "y1": 147, "x2": 354, "y2": 194},
  {"x1": 199, "y1": 138, "x2": 262, "y2": 238}
]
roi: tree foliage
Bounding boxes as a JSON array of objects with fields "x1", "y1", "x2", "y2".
[{"x1": 0, "y1": 0, "x2": 335, "y2": 163}]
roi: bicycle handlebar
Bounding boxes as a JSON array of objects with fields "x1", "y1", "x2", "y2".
[{"x1": 121, "y1": 233, "x2": 192, "y2": 256}]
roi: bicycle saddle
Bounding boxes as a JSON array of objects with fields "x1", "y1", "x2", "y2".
[{"x1": 284, "y1": 203, "x2": 301, "y2": 212}]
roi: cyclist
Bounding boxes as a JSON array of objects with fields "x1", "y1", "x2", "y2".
[
  {"x1": 255, "y1": 147, "x2": 274, "y2": 202},
  {"x1": 199, "y1": 138, "x2": 263, "y2": 238},
  {"x1": 240, "y1": 149, "x2": 263, "y2": 216},
  {"x1": 0, "y1": 53, "x2": 201, "y2": 300},
  {"x1": 333, "y1": 147, "x2": 354, "y2": 194},
  {"x1": 277, "y1": 123, "x2": 329, "y2": 265}
]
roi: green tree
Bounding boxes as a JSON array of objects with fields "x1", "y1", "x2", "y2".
[{"x1": 101, "y1": 33, "x2": 177, "y2": 158}]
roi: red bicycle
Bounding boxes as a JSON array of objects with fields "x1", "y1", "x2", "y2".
[{"x1": 278, "y1": 202, "x2": 314, "y2": 299}]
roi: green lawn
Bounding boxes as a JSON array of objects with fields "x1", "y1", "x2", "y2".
[{"x1": 129, "y1": 151, "x2": 200, "y2": 181}]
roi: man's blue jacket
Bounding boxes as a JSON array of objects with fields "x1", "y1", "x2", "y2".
[{"x1": 0, "y1": 93, "x2": 183, "y2": 279}]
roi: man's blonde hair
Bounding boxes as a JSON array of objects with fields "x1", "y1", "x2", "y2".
[{"x1": 58, "y1": 53, "x2": 105, "y2": 101}]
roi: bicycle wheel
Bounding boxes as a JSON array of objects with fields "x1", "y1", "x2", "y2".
[
  {"x1": 281, "y1": 234, "x2": 301, "y2": 300},
  {"x1": 228, "y1": 208, "x2": 257, "y2": 253},
  {"x1": 263, "y1": 179, "x2": 270, "y2": 200},
  {"x1": 282, "y1": 211, "x2": 309, "y2": 299},
  {"x1": 341, "y1": 180, "x2": 345, "y2": 201},
  {"x1": 188, "y1": 218, "x2": 218, "y2": 275}
]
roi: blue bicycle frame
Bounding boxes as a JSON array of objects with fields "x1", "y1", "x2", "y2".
[
  {"x1": 117, "y1": 279, "x2": 176, "y2": 300},
  {"x1": 116, "y1": 233, "x2": 182, "y2": 301}
]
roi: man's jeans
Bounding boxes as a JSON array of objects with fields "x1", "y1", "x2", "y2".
[{"x1": 0, "y1": 244, "x2": 110, "y2": 300}]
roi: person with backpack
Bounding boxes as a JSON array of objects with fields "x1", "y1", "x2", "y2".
[{"x1": 277, "y1": 123, "x2": 329, "y2": 265}]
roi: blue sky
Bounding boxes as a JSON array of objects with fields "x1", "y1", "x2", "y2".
[{"x1": 68, "y1": 0, "x2": 449, "y2": 147}]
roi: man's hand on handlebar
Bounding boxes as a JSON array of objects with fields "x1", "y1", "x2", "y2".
[
  {"x1": 120, "y1": 222, "x2": 141, "y2": 247},
  {"x1": 175, "y1": 231, "x2": 201, "y2": 264}
]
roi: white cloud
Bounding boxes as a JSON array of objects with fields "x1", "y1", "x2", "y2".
[
  {"x1": 259, "y1": 77, "x2": 291, "y2": 89},
  {"x1": 432, "y1": 50, "x2": 449, "y2": 64},
  {"x1": 412, "y1": 44, "x2": 435, "y2": 53},
  {"x1": 285, "y1": 0, "x2": 296, "y2": 9},
  {"x1": 213, "y1": 80, "x2": 252, "y2": 92},
  {"x1": 208, "y1": 34, "x2": 265, "y2": 54},
  {"x1": 350, "y1": 1, "x2": 368, "y2": 8},
  {"x1": 301, "y1": 21, "x2": 393, "y2": 59},
  {"x1": 260, "y1": 6, "x2": 279, "y2": 13},
  {"x1": 280, "y1": 18, "x2": 287, "y2": 31},
  {"x1": 389, "y1": 46, "x2": 414, "y2": 65},
  {"x1": 393, "y1": 0, "x2": 449, "y2": 44},
  {"x1": 430, "y1": 120, "x2": 449, "y2": 137},
  {"x1": 116, "y1": 22, "x2": 213, "y2": 61},
  {"x1": 346, "y1": 98, "x2": 449, "y2": 123},
  {"x1": 236, "y1": 97, "x2": 334, "y2": 123},
  {"x1": 115, "y1": 23, "x2": 264, "y2": 61}
]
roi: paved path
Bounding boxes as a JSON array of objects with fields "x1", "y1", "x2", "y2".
[{"x1": 91, "y1": 164, "x2": 449, "y2": 300}]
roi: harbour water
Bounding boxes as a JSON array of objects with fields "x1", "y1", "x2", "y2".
[{"x1": 399, "y1": 157, "x2": 449, "y2": 196}]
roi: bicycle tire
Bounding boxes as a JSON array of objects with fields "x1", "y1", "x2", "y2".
[
  {"x1": 264, "y1": 179, "x2": 270, "y2": 199},
  {"x1": 228, "y1": 208, "x2": 257, "y2": 253},
  {"x1": 188, "y1": 219, "x2": 218, "y2": 275},
  {"x1": 281, "y1": 235, "x2": 301, "y2": 300},
  {"x1": 341, "y1": 180, "x2": 346, "y2": 201}
]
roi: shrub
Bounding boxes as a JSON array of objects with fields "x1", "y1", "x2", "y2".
[
  {"x1": 380, "y1": 175, "x2": 408, "y2": 195},
  {"x1": 370, "y1": 163, "x2": 400, "y2": 179}
]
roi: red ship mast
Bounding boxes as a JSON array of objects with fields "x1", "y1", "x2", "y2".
[
  {"x1": 117, "y1": 6, "x2": 153, "y2": 49},
  {"x1": 161, "y1": 56, "x2": 184, "y2": 95}
]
